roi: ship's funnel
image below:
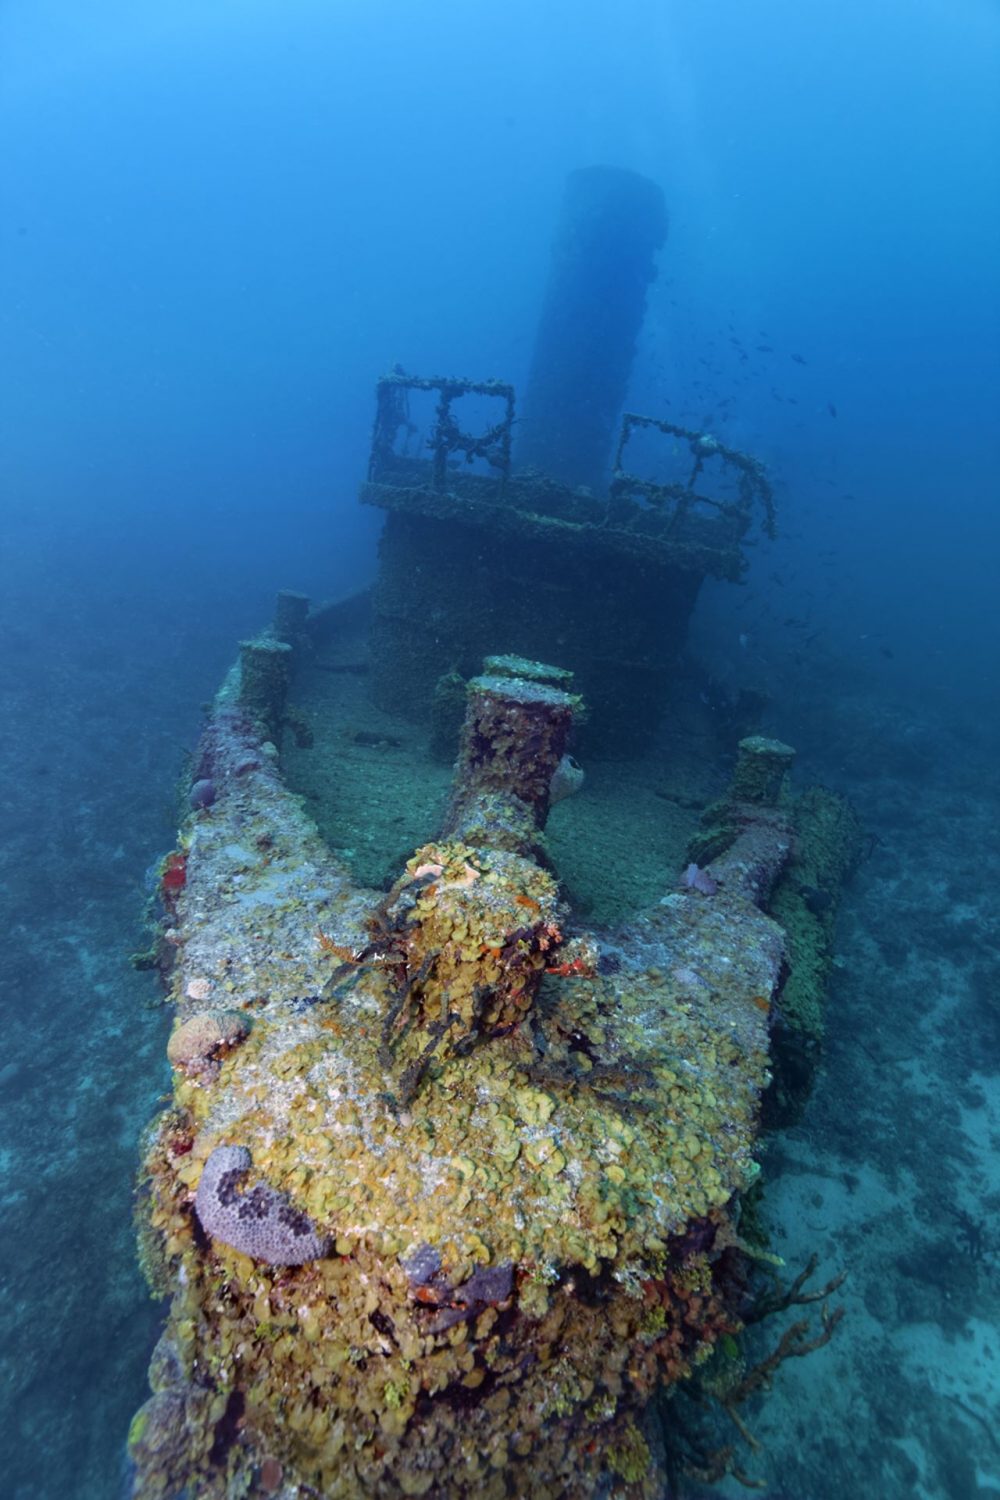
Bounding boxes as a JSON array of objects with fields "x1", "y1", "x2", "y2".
[{"x1": 516, "y1": 165, "x2": 668, "y2": 492}]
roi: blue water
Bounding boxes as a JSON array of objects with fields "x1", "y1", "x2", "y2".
[{"x1": 1, "y1": 3, "x2": 998, "y2": 1497}]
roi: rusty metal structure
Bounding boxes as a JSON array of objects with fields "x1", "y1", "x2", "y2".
[
  {"x1": 360, "y1": 371, "x2": 774, "y2": 754},
  {"x1": 609, "y1": 412, "x2": 776, "y2": 543},
  {"x1": 356, "y1": 167, "x2": 777, "y2": 755}
]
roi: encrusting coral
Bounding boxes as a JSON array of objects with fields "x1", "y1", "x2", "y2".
[
  {"x1": 127, "y1": 657, "x2": 810, "y2": 1500},
  {"x1": 167, "y1": 1010, "x2": 251, "y2": 1081}
]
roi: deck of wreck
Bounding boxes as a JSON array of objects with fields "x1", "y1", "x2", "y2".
[{"x1": 124, "y1": 599, "x2": 858, "y2": 1499}]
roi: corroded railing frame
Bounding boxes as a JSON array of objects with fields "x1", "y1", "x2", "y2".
[
  {"x1": 610, "y1": 411, "x2": 777, "y2": 539},
  {"x1": 368, "y1": 371, "x2": 516, "y2": 497}
]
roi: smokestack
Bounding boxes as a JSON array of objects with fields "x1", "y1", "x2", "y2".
[{"x1": 516, "y1": 165, "x2": 667, "y2": 492}]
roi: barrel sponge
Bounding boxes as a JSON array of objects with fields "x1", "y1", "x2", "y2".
[{"x1": 194, "y1": 1145, "x2": 331, "y2": 1265}]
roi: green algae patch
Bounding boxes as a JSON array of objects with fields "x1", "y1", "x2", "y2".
[
  {"x1": 607, "y1": 1421, "x2": 653, "y2": 1483},
  {"x1": 126, "y1": 1407, "x2": 149, "y2": 1453}
]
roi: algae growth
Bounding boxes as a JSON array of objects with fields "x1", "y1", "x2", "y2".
[{"x1": 127, "y1": 629, "x2": 845, "y2": 1499}]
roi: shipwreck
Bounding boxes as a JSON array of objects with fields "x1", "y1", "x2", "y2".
[{"x1": 127, "y1": 167, "x2": 859, "y2": 1499}]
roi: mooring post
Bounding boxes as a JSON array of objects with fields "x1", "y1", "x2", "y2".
[
  {"x1": 730, "y1": 735, "x2": 797, "y2": 807},
  {"x1": 443, "y1": 661, "x2": 579, "y2": 856},
  {"x1": 272, "y1": 589, "x2": 310, "y2": 645},
  {"x1": 238, "y1": 637, "x2": 292, "y2": 738}
]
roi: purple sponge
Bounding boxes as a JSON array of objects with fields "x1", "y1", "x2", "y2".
[
  {"x1": 189, "y1": 778, "x2": 216, "y2": 810},
  {"x1": 194, "y1": 1145, "x2": 330, "y2": 1265}
]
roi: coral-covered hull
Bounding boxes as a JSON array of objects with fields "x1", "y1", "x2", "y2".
[{"x1": 129, "y1": 658, "x2": 796, "y2": 1499}]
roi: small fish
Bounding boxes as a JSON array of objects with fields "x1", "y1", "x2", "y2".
[
  {"x1": 755, "y1": 344, "x2": 774, "y2": 353},
  {"x1": 827, "y1": 401, "x2": 838, "y2": 417},
  {"x1": 791, "y1": 352, "x2": 807, "y2": 364}
]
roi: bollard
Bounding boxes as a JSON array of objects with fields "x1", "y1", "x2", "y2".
[
  {"x1": 730, "y1": 734, "x2": 796, "y2": 807},
  {"x1": 238, "y1": 637, "x2": 292, "y2": 737},
  {"x1": 272, "y1": 589, "x2": 310, "y2": 645},
  {"x1": 443, "y1": 664, "x2": 580, "y2": 854}
]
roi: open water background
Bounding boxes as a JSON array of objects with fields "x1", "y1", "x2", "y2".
[{"x1": 1, "y1": 3, "x2": 998, "y2": 1496}]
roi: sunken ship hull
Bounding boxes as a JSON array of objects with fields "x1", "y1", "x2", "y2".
[
  {"x1": 126, "y1": 168, "x2": 855, "y2": 1499},
  {"x1": 127, "y1": 617, "x2": 855, "y2": 1500}
]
